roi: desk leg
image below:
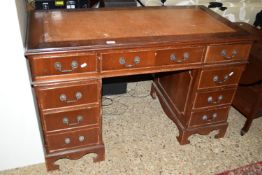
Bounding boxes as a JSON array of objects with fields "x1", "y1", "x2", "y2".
[
  {"x1": 241, "y1": 119, "x2": 253, "y2": 136},
  {"x1": 177, "y1": 130, "x2": 191, "y2": 145},
  {"x1": 150, "y1": 83, "x2": 157, "y2": 99},
  {"x1": 176, "y1": 123, "x2": 228, "y2": 145},
  {"x1": 45, "y1": 144, "x2": 105, "y2": 171}
]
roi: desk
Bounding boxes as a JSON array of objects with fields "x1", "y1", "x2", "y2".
[{"x1": 25, "y1": 6, "x2": 253, "y2": 171}]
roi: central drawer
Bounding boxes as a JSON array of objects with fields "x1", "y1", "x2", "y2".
[
  {"x1": 36, "y1": 81, "x2": 99, "y2": 110},
  {"x1": 101, "y1": 50, "x2": 155, "y2": 72},
  {"x1": 45, "y1": 127, "x2": 100, "y2": 153},
  {"x1": 155, "y1": 47, "x2": 204, "y2": 66}
]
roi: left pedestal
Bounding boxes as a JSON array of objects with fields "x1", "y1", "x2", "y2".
[{"x1": 33, "y1": 79, "x2": 104, "y2": 171}]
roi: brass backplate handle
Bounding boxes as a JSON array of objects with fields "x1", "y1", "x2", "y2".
[
  {"x1": 220, "y1": 49, "x2": 237, "y2": 59},
  {"x1": 59, "y1": 92, "x2": 82, "y2": 103},
  {"x1": 119, "y1": 56, "x2": 141, "y2": 68},
  {"x1": 170, "y1": 52, "x2": 190, "y2": 63},
  {"x1": 54, "y1": 60, "x2": 78, "y2": 73}
]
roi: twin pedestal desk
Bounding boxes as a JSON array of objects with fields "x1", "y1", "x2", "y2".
[{"x1": 25, "y1": 6, "x2": 254, "y2": 171}]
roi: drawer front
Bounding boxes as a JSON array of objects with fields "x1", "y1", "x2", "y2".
[
  {"x1": 198, "y1": 66, "x2": 245, "y2": 89},
  {"x1": 102, "y1": 50, "x2": 155, "y2": 71},
  {"x1": 156, "y1": 47, "x2": 204, "y2": 66},
  {"x1": 30, "y1": 54, "x2": 97, "y2": 77},
  {"x1": 205, "y1": 44, "x2": 251, "y2": 63},
  {"x1": 44, "y1": 107, "x2": 99, "y2": 132},
  {"x1": 37, "y1": 82, "x2": 99, "y2": 110},
  {"x1": 189, "y1": 107, "x2": 229, "y2": 127},
  {"x1": 194, "y1": 89, "x2": 236, "y2": 109},
  {"x1": 46, "y1": 128, "x2": 99, "y2": 153}
]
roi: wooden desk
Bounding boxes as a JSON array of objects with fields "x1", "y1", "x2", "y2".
[{"x1": 25, "y1": 6, "x2": 254, "y2": 171}]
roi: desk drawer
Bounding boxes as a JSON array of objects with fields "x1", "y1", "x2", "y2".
[
  {"x1": 198, "y1": 66, "x2": 245, "y2": 89},
  {"x1": 205, "y1": 44, "x2": 251, "y2": 63},
  {"x1": 155, "y1": 47, "x2": 204, "y2": 66},
  {"x1": 189, "y1": 107, "x2": 229, "y2": 127},
  {"x1": 36, "y1": 81, "x2": 99, "y2": 110},
  {"x1": 46, "y1": 127, "x2": 99, "y2": 153},
  {"x1": 30, "y1": 54, "x2": 97, "y2": 77},
  {"x1": 43, "y1": 107, "x2": 99, "y2": 132},
  {"x1": 101, "y1": 50, "x2": 155, "y2": 71},
  {"x1": 194, "y1": 89, "x2": 235, "y2": 109}
]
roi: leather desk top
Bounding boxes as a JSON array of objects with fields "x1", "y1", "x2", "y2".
[{"x1": 26, "y1": 6, "x2": 252, "y2": 54}]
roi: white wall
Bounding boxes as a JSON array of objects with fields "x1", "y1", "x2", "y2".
[{"x1": 0, "y1": 0, "x2": 44, "y2": 171}]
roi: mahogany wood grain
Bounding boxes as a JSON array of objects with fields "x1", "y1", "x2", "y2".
[
  {"x1": 45, "y1": 144, "x2": 105, "y2": 171},
  {"x1": 205, "y1": 44, "x2": 251, "y2": 63},
  {"x1": 189, "y1": 107, "x2": 230, "y2": 127},
  {"x1": 155, "y1": 46, "x2": 204, "y2": 66},
  {"x1": 45, "y1": 127, "x2": 100, "y2": 153},
  {"x1": 193, "y1": 88, "x2": 236, "y2": 109},
  {"x1": 198, "y1": 65, "x2": 245, "y2": 89},
  {"x1": 158, "y1": 71, "x2": 193, "y2": 115},
  {"x1": 30, "y1": 54, "x2": 97, "y2": 78},
  {"x1": 25, "y1": 6, "x2": 255, "y2": 171},
  {"x1": 101, "y1": 49, "x2": 155, "y2": 71},
  {"x1": 43, "y1": 106, "x2": 99, "y2": 132},
  {"x1": 151, "y1": 82, "x2": 228, "y2": 145},
  {"x1": 36, "y1": 81, "x2": 99, "y2": 110}
]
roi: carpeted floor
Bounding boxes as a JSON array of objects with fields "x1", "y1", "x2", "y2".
[
  {"x1": 216, "y1": 161, "x2": 262, "y2": 175},
  {"x1": 1, "y1": 81, "x2": 261, "y2": 175}
]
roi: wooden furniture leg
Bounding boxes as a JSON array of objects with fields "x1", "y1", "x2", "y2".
[
  {"x1": 45, "y1": 144, "x2": 105, "y2": 171},
  {"x1": 241, "y1": 119, "x2": 253, "y2": 136},
  {"x1": 150, "y1": 83, "x2": 157, "y2": 99}
]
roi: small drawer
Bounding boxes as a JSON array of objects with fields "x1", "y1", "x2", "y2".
[
  {"x1": 189, "y1": 107, "x2": 229, "y2": 127},
  {"x1": 205, "y1": 44, "x2": 251, "y2": 63},
  {"x1": 101, "y1": 50, "x2": 155, "y2": 72},
  {"x1": 156, "y1": 47, "x2": 204, "y2": 66},
  {"x1": 29, "y1": 54, "x2": 97, "y2": 77},
  {"x1": 43, "y1": 107, "x2": 99, "y2": 132},
  {"x1": 45, "y1": 127, "x2": 99, "y2": 153},
  {"x1": 198, "y1": 66, "x2": 245, "y2": 89},
  {"x1": 36, "y1": 81, "x2": 99, "y2": 110},
  {"x1": 194, "y1": 89, "x2": 236, "y2": 109}
]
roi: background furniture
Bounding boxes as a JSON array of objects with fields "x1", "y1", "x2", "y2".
[
  {"x1": 25, "y1": 6, "x2": 253, "y2": 171},
  {"x1": 232, "y1": 22, "x2": 262, "y2": 135},
  {"x1": 140, "y1": 0, "x2": 262, "y2": 25}
]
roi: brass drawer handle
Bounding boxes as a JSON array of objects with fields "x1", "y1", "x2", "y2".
[
  {"x1": 220, "y1": 49, "x2": 237, "y2": 59},
  {"x1": 64, "y1": 138, "x2": 71, "y2": 144},
  {"x1": 202, "y1": 113, "x2": 218, "y2": 121},
  {"x1": 119, "y1": 56, "x2": 141, "y2": 68},
  {"x1": 59, "y1": 92, "x2": 82, "y2": 103},
  {"x1": 54, "y1": 60, "x2": 78, "y2": 73},
  {"x1": 207, "y1": 95, "x2": 223, "y2": 104},
  {"x1": 78, "y1": 136, "x2": 85, "y2": 142},
  {"x1": 63, "y1": 115, "x2": 83, "y2": 126},
  {"x1": 213, "y1": 72, "x2": 234, "y2": 84},
  {"x1": 170, "y1": 52, "x2": 190, "y2": 63}
]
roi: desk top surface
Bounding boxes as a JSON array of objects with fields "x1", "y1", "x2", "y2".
[{"x1": 26, "y1": 6, "x2": 251, "y2": 54}]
